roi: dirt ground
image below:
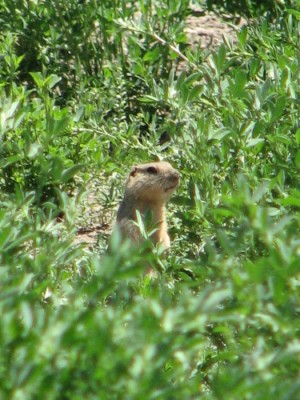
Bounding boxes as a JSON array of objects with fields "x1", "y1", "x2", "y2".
[
  {"x1": 185, "y1": 11, "x2": 246, "y2": 49},
  {"x1": 75, "y1": 11, "x2": 245, "y2": 248}
]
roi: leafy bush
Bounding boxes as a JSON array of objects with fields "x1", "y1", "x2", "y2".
[
  {"x1": 206, "y1": 0, "x2": 290, "y2": 17},
  {"x1": 1, "y1": 0, "x2": 300, "y2": 399}
]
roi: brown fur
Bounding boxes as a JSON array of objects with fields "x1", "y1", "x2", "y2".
[{"x1": 116, "y1": 161, "x2": 180, "y2": 249}]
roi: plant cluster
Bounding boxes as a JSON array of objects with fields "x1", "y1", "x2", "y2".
[{"x1": 0, "y1": 0, "x2": 300, "y2": 399}]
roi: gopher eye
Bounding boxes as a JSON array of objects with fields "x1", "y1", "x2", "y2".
[{"x1": 146, "y1": 166, "x2": 158, "y2": 174}]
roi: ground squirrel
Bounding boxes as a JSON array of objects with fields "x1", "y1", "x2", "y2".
[{"x1": 116, "y1": 161, "x2": 180, "y2": 249}]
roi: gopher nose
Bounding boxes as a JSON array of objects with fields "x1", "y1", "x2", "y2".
[{"x1": 170, "y1": 171, "x2": 180, "y2": 184}]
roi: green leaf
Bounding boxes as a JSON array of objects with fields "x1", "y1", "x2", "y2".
[
  {"x1": 0, "y1": 155, "x2": 22, "y2": 168},
  {"x1": 270, "y1": 97, "x2": 286, "y2": 122},
  {"x1": 188, "y1": 85, "x2": 203, "y2": 102},
  {"x1": 231, "y1": 70, "x2": 247, "y2": 97},
  {"x1": 74, "y1": 106, "x2": 85, "y2": 123},
  {"x1": 295, "y1": 150, "x2": 300, "y2": 169},
  {"x1": 286, "y1": 8, "x2": 300, "y2": 19},
  {"x1": 5, "y1": 100, "x2": 19, "y2": 119},
  {"x1": 4, "y1": 233, "x2": 37, "y2": 252},
  {"x1": 143, "y1": 47, "x2": 160, "y2": 62},
  {"x1": 208, "y1": 128, "x2": 231, "y2": 141},
  {"x1": 216, "y1": 44, "x2": 226, "y2": 73},
  {"x1": 61, "y1": 164, "x2": 83, "y2": 183},
  {"x1": 48, "y1": 116, "x2": 70, "y2": 136},
  {"x1": 30, "y1": 72, "x2": 44, "y2": 88},
  {"x1": 45, "y1": 74, "x2": 61, "y2": 89},
  {"x1": 30, "y1": 73, "x2": 61, "y2": 89},
  {"x1": 138, "y1": 95, "x2": 159, "y2": 103},
  {"x1": 0, "y1": 226, "x2": 14, "y2": 250},
  {"x1": 246, "y1": 138, "x2": 264, "y2": 147},
  {"x1": 267, "y1": 134, "x2": 291, "y2": 145},
  {"x1": 280, "y1": 196, "x2": 300, "y2": 208},
  {"x1": 237, "y1": 25, "x2": 248, "y2": 46},
  {"x1": 295, "y1": 129, "x2": 300, "y2": 144}
]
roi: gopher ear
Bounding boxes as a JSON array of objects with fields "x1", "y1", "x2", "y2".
[{"x1": 129, "y1": 166, "x2": 138, "y2": 177}]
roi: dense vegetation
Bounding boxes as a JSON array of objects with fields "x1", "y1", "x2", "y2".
[{"x1": 1, "y1": 0, "x2": 299, "y2": 398}]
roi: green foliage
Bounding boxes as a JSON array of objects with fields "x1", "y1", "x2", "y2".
[
  {"x1": 1, "y1": 0, "x2": 300, "y2": 399},
  {"x1": 205, "y1": 0, "x2": 292, "y2": 17}
]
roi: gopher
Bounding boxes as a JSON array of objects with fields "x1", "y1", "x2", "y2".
[{"x1": 115, "y1": 161, "x2": 180, "y2": 250}]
